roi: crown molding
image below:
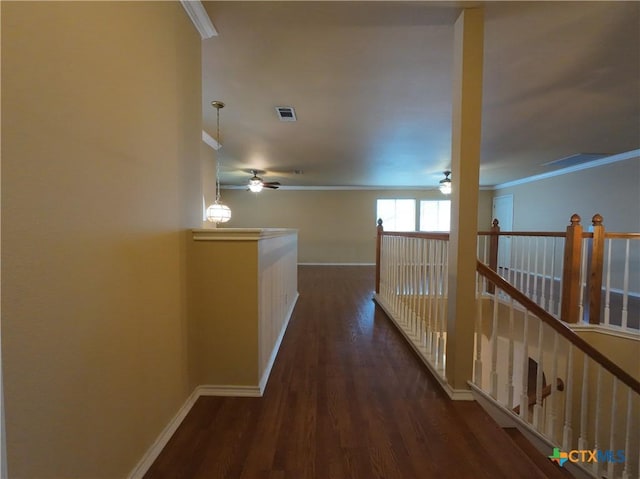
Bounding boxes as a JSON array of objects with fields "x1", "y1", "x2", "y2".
[
  {"x1": 180, "y1": 1, "x2": 217, "y2": 39},
  {"x1": 493, "y1": 149, "x2": 639, "y2": 190},
  {"x1": 222, "y1": 185, "x2": 494, "y2": 191}
]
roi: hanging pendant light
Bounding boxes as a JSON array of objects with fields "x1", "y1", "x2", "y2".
[
  {"x1": 439, "y1": 170, "x2": 452, "y2": 195},
  {"x1": 206, "y1": 100, "x2": 232, "y2": 223}
]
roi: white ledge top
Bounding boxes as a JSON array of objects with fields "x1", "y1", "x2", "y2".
[{"x1": 192, "y1": 228, "x2": 298, "y2": 241}]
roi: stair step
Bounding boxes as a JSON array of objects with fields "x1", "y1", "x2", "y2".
[{"x1": 505, "y1": 428, "x2": 575, "y2": 479}]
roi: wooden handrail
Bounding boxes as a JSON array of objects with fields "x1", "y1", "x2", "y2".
[
  {"x1": 380, "y1": 231, "x2": 450, "y2": 240},
  {"x1": 478, "y1": 231, "x2": 569, "y2": 238},
  {"x1": 603, "y1": 232, "x2": 640, "y2": 239},
  {"x1": 477, "y1": 260, "x2": 640, "y2": 395}
]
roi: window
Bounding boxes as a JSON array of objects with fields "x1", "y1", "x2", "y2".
[
  {"x1": 419, "y1": 200, "x2": 451, "y2": 232},
  {"x1": 376, "y1": 199, "x2": 416, "y2": 231}
]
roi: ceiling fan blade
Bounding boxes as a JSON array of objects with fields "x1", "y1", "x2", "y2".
[
  {"x1": 263, "y1": 181, "x2": 280, "y2": 186},
  {"x1": 263, "y1": 184, "x2": 279, "y2": 189}
]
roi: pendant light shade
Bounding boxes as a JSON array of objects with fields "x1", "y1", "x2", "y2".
[
  {"x1": 206, "y1": 100, "x2": 232, "y2": 223},
  {"x1": 206, "y1": 202, "x2": 232, "y2": 223},
  {"x1": 439, "y1": 170, "x2": 452, "y2": 195}
]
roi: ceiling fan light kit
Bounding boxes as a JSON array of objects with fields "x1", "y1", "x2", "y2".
[
  {"x1": 248, "y1": 176, "x2": 264, "y2": 193},
  {"x1": 439, "y1": 170, "x2": 452, "y2": 195},
  {"x1": 206, "y1": 100, "x2": 232, "y2": 224},
  {"x1": 247, "y1": 169, "x2": 280, "y2": 192}
]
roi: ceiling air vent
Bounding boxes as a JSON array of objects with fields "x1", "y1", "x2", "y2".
[
  {"x1": 275, "y1": 106, "x2": 297, "y2": 122},
  {"x1": 543, "y1": 153, "x2": 607, "y2": 169}
]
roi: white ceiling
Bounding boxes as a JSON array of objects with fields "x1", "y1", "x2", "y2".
[{"x1": 200, "y1": 1, "x2": 640, "y2": 189}]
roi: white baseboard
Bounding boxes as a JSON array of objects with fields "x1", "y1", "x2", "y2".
[
  {"x1": 197, "y1": 384, "x2": 262, "y2": 397},
  {"x1": 128, "y1": 295, "x2": 299, "y2": 478},
  {"x1": 298, "y1": 262, "x2": 375, "y2": 266},
  {"x1": 373, "y1": 294, "x2": 474, "y2": 401},
  {"x1": 259, "y1": 293, "x2": 299, "y2": 393},
  {"x1": 127, "y1": 388, "x2": 200, "y2": 479}
]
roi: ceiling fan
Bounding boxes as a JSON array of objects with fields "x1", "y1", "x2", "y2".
[{"x1": 247, "y1": 169, "x2": 280, "y2": 192}]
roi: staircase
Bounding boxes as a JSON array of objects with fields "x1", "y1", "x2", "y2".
[{"x1": 374, "y1": 217, "x2": 640, "y2": 479}]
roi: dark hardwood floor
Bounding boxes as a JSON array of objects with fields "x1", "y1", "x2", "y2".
[{"x1": 145, "y1": 266, "x2": 568, "y2": 479}]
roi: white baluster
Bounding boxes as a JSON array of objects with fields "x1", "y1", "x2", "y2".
[
  {"x1": 510, "y1": 236, "x2": 518, "y2": 286},
  {"x1": 592, "y1": 365, "x2": 604, "y2": 476},
  {"x1": 604, "y1": 238, "x2": 612, "y2": 326},
  {"x1": 606, "y1": 378, "x2": 618, "y2": 479},
  {"x1": 420, "y1": 239, "x2": 427, "y2": 349},
  {"x1": 621, "y1": 239, "x2": 630, "y2": 330},
  {"x1": 526, "y1": 237, "x2": 532, "y2": 299},
  {"x1": 435, "y1": 239, "x2": 443, "y2": 366},
  {"x1": 549, "y1": 238, "x2": 557, "y2": 316},
  {"x1": 540, "y1": 237, "x2": 548, "y2": 309},
  {"x1": 401, "y1": 237, "x2": 408, "y2": 325},
  {"x1": 434, "y1": 241, "x2": 443, "y2": 362},
  {"x1": 533, "y1": 321, "x2": 544, "y2": 431},
  {"x1": 427, "y1": 239, "x2": 435, "y2": 354},
  {"x1": 562, "y1": 345, "x2": 574, "y2": 450},
  {"x1": 519, "y1": 310, "x2": 530, "y2": 422},
  {"x1": 393, "y1": 237, "x2": 400, "y2": 315},
  {"x1": 474, "y1": 278, "x2": 484, "y2": 387},
  {"x1": 519, "y1": 237, "x2": 526, "y2": 292},
  {"x1": 532, "y1": 237, "x2": 540, "y2": 305},
  {"x1": 410, "y1": 238, "x2": 416, "y2": 333},
  {"x1": 578, "y1": 356, "x2": 589, "y2": 451},
  {"x1": 578, "y1": 238, "x2": 588, "y2": 323},
  {"x1": 393, "y1": 238, "x2": 398, "y2": 302},
  {"x1": 414, "y1": 238, "x2": 420, "y2": 337},
  {"x1": 621, "y1": 388, "x2": 632, "y2": 479},
  {"x1": 506, "y1": 298, "x2": 515, "y2": 408},
  {"x1": 439, "y1": 242, "x2": 448, "y2": 371},
  {"x1": 490, "y1": 286, "x2": 500, "y2": 400},
  {"x1": 545, "y1": 332, "x2": 559, "y2": 442},
  {"x1": 483, "y1": 235, "x2": 488, "y2": 264}
]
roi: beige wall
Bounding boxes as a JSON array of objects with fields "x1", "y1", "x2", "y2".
[
  {"x1": 492, "y1": 157, "x2": 640, "y2": 231},
  {"x1": 574, "y1": 329, "x2": 640, "y2": 382},
  {"x1": 187, "y1": 231, "x2": 298, "y2": 389},
  {"x1": 189, "y1": 240, "x2": 260, "y2": 386},
  {"x1": 220, "y1": 189, "x2": 493, "y2": 263},
  {"x1": 1, "y1": 2, "x2": 202, "y2": 477}
]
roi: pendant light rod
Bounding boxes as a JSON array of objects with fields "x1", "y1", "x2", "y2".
[
  {"x1": 211, "y1": 101, "x2": 225, "y2": 203},
  {"x1": 206, "y1": 100, "x2": 232, "y2": 223}
]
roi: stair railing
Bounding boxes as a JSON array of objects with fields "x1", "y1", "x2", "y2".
[
  {"x1": 475, "y1": 261, "x2": 640, "y2": 479},
  {"x1": 375, "y1": 227, "x2": 450, "y2": 380},
  {"x1": 477, "y1": 214, "x2": 639, "y2": 333}
]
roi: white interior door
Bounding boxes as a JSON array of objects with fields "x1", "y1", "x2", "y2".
[{"x1": 492, "y1": 195, "x2": 513, "y2": 270}]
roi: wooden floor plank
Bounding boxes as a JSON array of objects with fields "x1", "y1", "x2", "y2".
[{"x1": 145, "y1": 265, "x2": 565, "y2": 479}]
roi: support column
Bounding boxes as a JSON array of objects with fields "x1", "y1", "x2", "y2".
[{"x1": 445, "y1": 7, "x2": 484, "y2": 393}]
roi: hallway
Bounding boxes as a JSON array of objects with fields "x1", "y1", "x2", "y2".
[{"x1": 145, "y1": 266, "x2": 563, "y2": 479}]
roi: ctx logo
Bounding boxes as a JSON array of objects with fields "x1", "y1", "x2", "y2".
[{"x1": 549, "y1": 448, "x2": 625, "y2": 467}]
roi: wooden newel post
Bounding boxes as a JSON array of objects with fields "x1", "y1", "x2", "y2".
[
  {"x1": 487, "y1": 218, "x2": 500, "y2": 294},
  {"x1": 561, "y1": 214, "x2": 583, "y2": 323},
  {"x1": 586, "y1": 214, "x2": 605, "y2": 325},
  {"x1": 375, "y1": 218, "x2": 383, "y2": 294}
]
